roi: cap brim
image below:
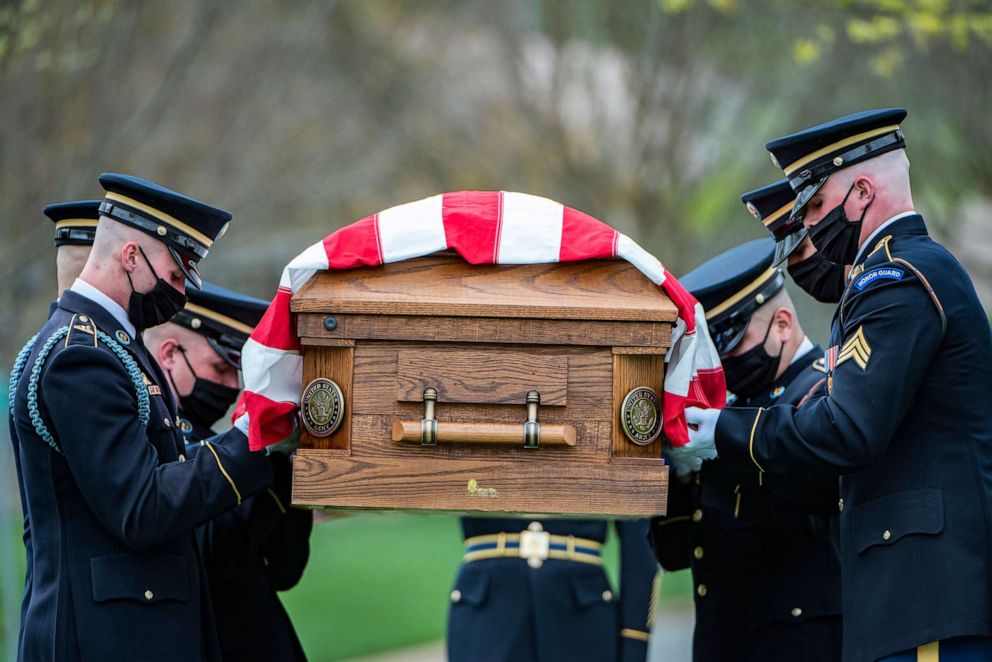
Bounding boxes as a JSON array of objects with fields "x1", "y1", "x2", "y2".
[
  {"x1": 169, "y1": 247, "x2": 202, "y2": 289},
  {"x1": 773, "y1": 227, "x2": 809, "y2": 266},
  {"x1": 789, "y1": 176, "x2": 828, "y2": 227}
]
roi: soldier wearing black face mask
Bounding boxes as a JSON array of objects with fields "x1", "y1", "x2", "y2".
[
  {"x1": 145, "y1": 282, "x2": 313, "y2": 662},
  {"x1": 10, "y1": 174, "x2": 275, "y2": 661},
  {"x1": 652, "y1": 238, "x2": 842, "y2": 662}
]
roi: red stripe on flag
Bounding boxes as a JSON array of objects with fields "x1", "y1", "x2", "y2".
[
  {"x1": 323, "y1": 215, "x2": 383, "y2": 269},
  {"x1": 689, "y1": 368, "x2": 727, "y2": 410},
  {"x1": 250, "y1": 288, "x2": 299, "y2": 352},
  {"x1": 662, "y1": 393, "x2": 690, "y2": 447},
  {"x1": 560, "y1": 206, "x2": 618, "y2": 262},
  {"x1": 441, "y1": 191, "x2": 501, "y2": 264},
  {"x1": 244, "y1": 391, "x2": 298, "y2": 451},
  {"x1": 661, "y1": 269, "x2": 697, "y2": 334}
]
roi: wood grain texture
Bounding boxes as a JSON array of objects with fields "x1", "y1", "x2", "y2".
[
  {"x1": 292, "y1": 255, "x2": 678, "y2": 322},
  {"x1": 350, "y1": 343, "x2": 613, "y2": 422},
  {"x1": 292, "y1": 448, "x2": 668, "y2": 517},
  {"x1": 298, "y1": 313, "x2": 671, "y2": 349},
  {"x1": 300, "y1": 347, "x2": 354, "y2": 451},
  {"x1": 396, "y1": 348, "x2": 567, "y2": 405},
  {"x1": 391, "y1": 420, "x2": 576, "y2": 446},
  {"x1": 612, "y1": 353, "x2": 665, "y2": 459}
]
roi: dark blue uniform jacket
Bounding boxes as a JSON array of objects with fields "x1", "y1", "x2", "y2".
[
  {"x1": 716, "y1": 216, "x2": 992, "y2": 661},
  {"x1": 654, "y1": 345, "x2": 842, "y2": 661},
  {"x1": 9, "y1": 291, "x2": 272, "y2": 661},
  {"x1": 184, "y1": 419, "x2": 312, "y2": 662}
]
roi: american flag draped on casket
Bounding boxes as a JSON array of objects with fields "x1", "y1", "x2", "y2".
[{"x1": 240, "y1": 191, "x2": 725, "y2": 451}]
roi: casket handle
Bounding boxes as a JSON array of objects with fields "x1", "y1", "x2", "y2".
[{"x1": 390, "y1": 389, "x2": 576, "y2": 448}]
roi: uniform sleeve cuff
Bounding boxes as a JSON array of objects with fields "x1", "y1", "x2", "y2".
[
  {"x1": 715, "y1": 407, "x2": 764, "y2": 473},
  {"x1": 620, "y1": 628, "x2": 650, "y2": 642}
]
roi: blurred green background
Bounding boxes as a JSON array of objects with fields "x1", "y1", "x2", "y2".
[{"x1": 2, "y1": 0, "x2": 990, "y2": 659}]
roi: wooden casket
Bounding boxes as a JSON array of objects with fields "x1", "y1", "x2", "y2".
[{"x1": 290, "y1": 254, "x2": 676, "y2": 517}]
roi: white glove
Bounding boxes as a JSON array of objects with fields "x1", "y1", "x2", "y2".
[{"x1": 666, "y1": 407, "x2": 720, "y2": 476}]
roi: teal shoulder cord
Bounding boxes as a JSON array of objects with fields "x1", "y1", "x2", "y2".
[
  {"x1": 9, "y1": 332, "x2": 40, "y2": 396},
  {"x1": 21, "y1": 327, "x2": 150, "y2": 455}
]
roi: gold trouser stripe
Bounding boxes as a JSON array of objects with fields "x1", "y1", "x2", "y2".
[
  {"x1": 204, "y1": 442, "x2": 242, "y2": 505},
  {"x1": 784, "y1": 124, "x2": 901, "y2": 176},
  {"x1": 706, "y1": 266, "x2": 777, "y2": 318},
  {"x1": 105, "y1": 191, "x2": 215, "y2": 248},
  {"x1": 267, "y1": 488, "x2": 287, "y2": 514},
  {"x1": 464, "y1": 533, "x2": 604, "y2": 551},
  {"x1": 182, "y1": 302, "x2": 255, "y2": 336},
  {"x1": 762, "y1": 200, "x2": 795, "y2": 227},
  {"x1": 620, "y1": 628, "x2": 650, "y2": 642},
  {"x1": 748, "y1": 408, "x2": 766, "y2": 473},
  {"x1": 917, "y1": 641, "x2": 938, "y2": 662},
  {"x1": 54, "y1": 219, "x2": 99, "y2": 229}
]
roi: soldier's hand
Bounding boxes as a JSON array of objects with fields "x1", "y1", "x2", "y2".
[{"x1": 666, "y1": 407, "x2": 719, "y2": 476}]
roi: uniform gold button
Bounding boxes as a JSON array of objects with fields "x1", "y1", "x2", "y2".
[
  {"x1": 178, "y1": 454, "x2": 186, "y2": 463},
  {"x1": 163, "y1": 418, "x2": 172, "y2": 428},
  {"x1": 156, "y1": 226, "x2": 167, "y2": 236},
  {"x1": 693, "y1": 546, "x2": 704, "y2": 560},
  {"x1": 838, "y1": 498, "x2": 844, "y2": 512},
  {"x1": 696, "y1": 584, "x2": 707, "y2": 598},
  {"x1": 144, "y1": 589, "x2": 153, "y2": 601},
  {"x1": 882, "y1": 529, "x2": 891, "y2": 541},
  {"x1": 602, "y1": 590, "x2": 613, "y2": 603},
  {"x1": 791, "y1": 607, "x2": 803, "y2": 618},
  {"x1": 79, "y1": 315, "x2": 88, "y2": 322},
  {"x1": 692, "y1": 509, "x2": 704, "y2": 523},
  {"x1": 450, "y1": 589, "x2": 461, "y2": 604}
]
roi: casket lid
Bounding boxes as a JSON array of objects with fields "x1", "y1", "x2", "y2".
[{"x1": 291, "y1": 253, "x2": 677, "y2": 322}]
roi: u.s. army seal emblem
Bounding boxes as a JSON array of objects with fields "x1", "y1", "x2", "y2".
[
  {"x1": 620, "y1": 386, "x2": 661, "y2": 446},
  {"x1": 300, "y1": 378, "x2": 345, "y2": 437}
]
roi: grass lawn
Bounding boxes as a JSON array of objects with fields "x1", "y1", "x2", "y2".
[{"x1": 281, "y1": 512, "x2": 692, "y2": 662}]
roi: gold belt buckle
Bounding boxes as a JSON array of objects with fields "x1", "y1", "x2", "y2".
[{"x1": 519, "y1": 522, "x2": 550, "y2": 568}]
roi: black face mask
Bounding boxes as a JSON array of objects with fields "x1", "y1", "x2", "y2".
[
  {"x1": 807, "y1": 183, "x2": 871, "y2": 265},
  {"x1": 788, "y1": 251, "x2": 848, "y2": 304},
  {"x1": 126, "y1": 247, "x2": 188, "y2": 331},
  {"x1": 170, "y1": 348, "x2": 240, "y2": 428},
  {"x1": 721, "y1": 319, "x2": 783, "y2": 399}
]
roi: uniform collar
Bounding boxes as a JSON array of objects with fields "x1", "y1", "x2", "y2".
[
  {"x1": 853, "y1": 211, "x2": 918, "y2": 265},
  {"x1": 775, "y1": 339, "x2": 821, "y2": 390},
  {"x1": 789, "y1": 336, "x2": 815, "y2": 366},
  {"x1": 69, "y1": 277, "x2": 136, "y2": 339}
]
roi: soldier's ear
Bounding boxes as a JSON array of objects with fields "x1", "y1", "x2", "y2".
[
  {"x1": 158, "y1": 337, "x2": 181, "y2": 371},
  {"x1": 854, "y1": 176, "x2": 875, "y2": 208},
  {"x1": 772, "y1": 306, "x2": 794, "y2": 344},
  {"x1": 121, "y1": 240, "x2": 141, "y2": 273}
]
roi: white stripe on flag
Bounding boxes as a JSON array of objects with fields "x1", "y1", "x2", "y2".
[
  {"x1": 693, "y1": 302, "x2": 722, "y2": 369},
  {"x1": 496, "y1": 192, "x2": 563, "y2": 264},
  {"x1": 664, "y1": 322, "x2": 694, "y2": 397},
  {"x1": 241, "y1": 338, "x2": 304, "y2": 404},
  {"x1": 616, "y1": 234, "x2": 665, "y2": 285},
  {"x1": 280, "y1": 240, "x2": 331, "y2": 293},
  {"x1": 378, "y1": 194, "x2": 446, "y2": 264}
]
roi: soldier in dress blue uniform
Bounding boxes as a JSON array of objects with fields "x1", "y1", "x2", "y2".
[
  {"x1": 657, "y1": 232, "x2": 842, "y2": 661},
  {"x1": 683, "y1": 109, "x2": 992, "y2": 661},
  {"x1": 144, "y1": 282, "x2": 312, "y2": 661},
  {"x1": 448, "y1": 515, "x2": 658, "y2": 661},
  {"x1": 9, "y1": 173, "x2": 275, "y2": 661}
]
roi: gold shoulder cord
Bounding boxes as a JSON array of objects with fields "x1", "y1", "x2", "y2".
[
  {"x1": 748, "y1": 408, "x2": 766, "y2": 473},
  {"x1": 203, "y1": 443, "x2": 243, "y2": 505}
]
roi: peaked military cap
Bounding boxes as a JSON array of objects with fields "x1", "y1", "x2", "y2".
[
  {"x1": 741, "y1": 179, "x2": 800, "y2": 265},
  {"x1": 680, "y1": 238, "x2": 784, "y2": 356},
  {"x1": 172, "y1": 281, "x2": 268, "y2": 368},
  {"x1": 766, "y1": 108, "x2": 907, "y2": 226},
  {"x1": 98, "y1": 173, "x2": 233, "y2": 288},
  {"x1": 44, "y1": 200, "x2": 102, "y2": 247}
]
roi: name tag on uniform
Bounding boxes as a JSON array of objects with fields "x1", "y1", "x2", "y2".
[{"x1": 148, "y1": 385, "x2": 162, "y2": 396}]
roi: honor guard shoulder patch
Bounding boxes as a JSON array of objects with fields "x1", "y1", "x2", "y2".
[
  {"x1": 854, "y1": 267, "x2": 904, "y2": 291},
  {"x1": 837, "y1": 325, "x2": 872, "y2": 370}
]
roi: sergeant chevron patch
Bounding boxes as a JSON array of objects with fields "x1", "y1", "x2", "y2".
[{"x1": 837, "y1": 326, "x2": 872, "y2": 370}]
